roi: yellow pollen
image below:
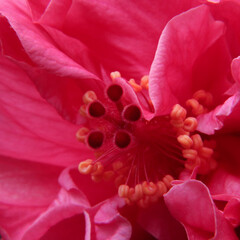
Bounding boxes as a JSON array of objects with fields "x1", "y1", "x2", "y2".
[
  {"x1": 182, "y1": 149, "x2": 198, "y2": 159},
  {"x1": 156, "y1": 181, "x2": 168, "y2": 197},
  {"x1": 170, "y1": 104, "x2": 187, "y2": 120},
  {"x1": 91, "y1": 162, "x2": 104, "y2": 176},
  {"x1": 110, "y1": 71, "x2": 121, "y2": 80},
  {"x1": 76, "y1": 127, "x2": 89, "y2": 143},
  {"x1": 128, "y1": 78, "x2": 142, "y2": 92},
  {"x1": 177, "y1": 135, "x2": 193, "y2": 149},
  {"x1": 183, "y1": 117, "x2": 198, "y2": 132},
  {"x1": 142, "y1": 181, "x2": 158, "y2": 196},
  {"x1": 191, "y1": 134, "x2": 203, "y2": 149},
  {"x1": 162, "y1": 175, "x2": 174, "y2": 189},
  {"x1": 118, "y1": 184, "x2": 130, "y2": 198},
  {"x1": 186, "y1": 99, "x2": 206, "y2": 116},
  {"x1": 78, "y1": 159, "x2": 93, "y2": 175},
  {"x1": 140, "y1": 75, "x2": 149, "y2": 90},
  {"x1": 82, "y1": 91, "x2": 97, "y2": 105},
  {"x1": 193, "y1": 90, "x2": 213, "y2": 107}
]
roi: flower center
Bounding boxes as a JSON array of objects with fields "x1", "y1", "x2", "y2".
[{"x1": 76, "y1": 72, "x2": 217, "y2": 208}]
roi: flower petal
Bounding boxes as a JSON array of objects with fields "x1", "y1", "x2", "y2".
[
  {"x1": 224, "y1": 198, "x2": 240, "y2": 228},
  {"x1": 0, "y1": 0, "x2": 97, "y2": 80},
  {"x1": 84, "y1": 196, "x2": 131, "y2": 240},
  {"x1": 149, "y1": 5, "x2": 226, "y2": 115},
  {"x1": 138, "y1": 199, "x2": 187, "y2": 240},
  {"x1": 0, "y1": 56, "x2": 92, "y2": 166},
  {"x1": 35, "y1": 0, "x2": 201, "y2": 80},
  {"x1": 165, "y1": 180, "x2": 238, "y2": 239},
  {"x1": 0, "y1": 155, "x2": 61, "y2": 240}
]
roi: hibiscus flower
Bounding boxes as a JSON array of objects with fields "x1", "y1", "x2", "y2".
[{"x1": 0, "y1": 0, "x2": 240, "y2": 239}]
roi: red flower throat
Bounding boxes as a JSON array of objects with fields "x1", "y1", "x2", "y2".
[{"x1": 77, "y1": 72, "x2": 217, "y2": 208}]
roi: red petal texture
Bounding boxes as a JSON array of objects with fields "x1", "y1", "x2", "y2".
[
  {"x1": 29, "y1": 0, "x2": 201, "y2": 80},
  {"x1": 224, "y1": 198, "x2": 240, "y2": 227},
  {"x1": 207, "y1": 0, "x2": 240, "y2": 58},
  {"x1": 84, "y1": 196, "x2": 131, "y2": 240},
  {"x1": 164, "y1": 180, "x2": 238, "y2": 239},
  {"x1": 205, "y1": 135, "x2": 240, "y2": 200},
  {"x1": 137, "y1": 200, "x2": 187, "y2": 240},
  {"x1": 21, "y1": 187, "x2": 89, "y2": 240},
  {"x1": 0, "y1": 56, "x2": 92, "y2": 166},
  {"x1": 149, "y1": 5, "x2": 227, "y2": 115},
  {"x1": 0, "y1": 156, "x2": 61, "y2": 240}
]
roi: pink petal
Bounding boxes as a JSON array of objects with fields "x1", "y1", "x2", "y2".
[
  {"x1": 59, "y1": 167, "x2": 116, "y2": 206},
  {"x1": 224, "y1": 198, "x2": 240, "y2": 228},
  {"x1": 138, "y1": 199, "x2": 187, "y2": 240},
  {"x1": 165, "y1": 180, "x2": 238, "y2": 239},
  {"x1": 84, "y1": 196, "x2": 131, "y2": 240},
  {"x1": 197, "y1": 92, "x2": 240, "y2": 134},
  {"x1": 0, "y1": 56, "x2": 92, "y2": 166},
  {"x1": 34, "y1": 0, "x2": 201, "y2": 80},
  {"x1": 22, "y1": 187, "x2": 89, "y2": 240},
  {"x1": 149, "y1": 5, "x2": 226, "y2": 115},
  {"x1": 0, "y1": 156, "x2": 61, "y2": 240},
  {"x1": 204, "y1": 135, "x2": 240, "y2": 200},
  {"x1": 207, "y1": 0, "x2": 240, "y2": 58},
  {"x1": 0, "y1": 0, "x2": 98, "y2": 80}
]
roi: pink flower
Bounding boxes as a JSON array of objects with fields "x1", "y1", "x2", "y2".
[{"x1": 0, "y1": 0, "x2": 240, "y2": 239}]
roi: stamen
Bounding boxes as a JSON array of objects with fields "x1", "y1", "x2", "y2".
[
  {"x1": 88, "y1": 101, "x2": 106, "y2": 118},
  {"x1": 107, "y1": 84, "x2": 123, "y2": 102},
  {"x1": 114, "y1": 130, "x2": 131, "y2": 148},
  {"x1": 76, "y1": 127, "x2": 89, "y2": 143},
  {"x1": 87, "y1": 131, "x2": 104, "y2": 149},
  {"x1": 177, "y1": 135, "x2": 193, "y2": 149},
  {"x1": 191, "y1": 134, "x2": 203, "y2": 149},
  {"x1": 78, "y1": 159, "x2": 93, "y2": 175},
  {"x1": 140, "y1": 75, "x2": 149, "y2": 90},
  {"x1": 183, "y1": 117, "x2": 198, "y2": 132},
  {"x1": 142, "y1": 181, "x2": 158, "y2": 196},
  {"x1": 118, "y1": 184, "x2": 130, "y2": 198},
  {"x1": 110, "y1": 71, "x2": 121, "y2": 80},
  {"x1": 193, "y1": 90, "x2": 213, "y2": 107},
  {"x1": 123, "y1": 105, "x2": 141, "y2": 122},
  {"x1": 77, "y1": 85, "x2": 218, "y2": 208},
  {"x1": 128, "y1": 79, "x2": 142, "y2": 92},
  {"x1": 82, "y1": 91, "x2": 97, "y2": 104},
  {"x1": 182, "y1": 149, "x2": 198, "y2": 159}
]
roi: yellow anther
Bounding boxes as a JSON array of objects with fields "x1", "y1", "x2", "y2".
[
  {"x1": 76, "y1": 127, "x2": 89, "y2": 143},
  {"x1": 79, "y1": 105, "x2": 87, "y2": 117},
  {"x1": 191, "y1": 134, "x2": 203, "y2": 149},
  {"x1": 183, "y1": 117, "x2": 198, "y2": 132},
  {"x1": 78, "y1": 159, "x2": 93, "y2": 175},
  {"x1": 193, "y1": 90, "x2": 213, "y2": 107},
  {"x1": 129, "y1": 184, "x2": 144, "y2": 202},
  {"x1": 110, "y1": 71, "x2": 121, "y2": 80},
  {"x1": 162, "y1": 175, "x2": 174, "y2": 189},
  {"x1": 156, "y1": 181, "x2": 168, "y2": 197},
  {"x1": 140, "y1": 75, "x2": 149, "y2": 90},
  {"x1": 82, "y1": 91, "x2": 97, "y2": 105},
  {"x1": 103, "y1": 171, "x2": 115, "y2": 181},
  {"x1": 118, "y1": 184, "x2": 130, "y2": 198},
  {"x1": 186, "y1": 99, "x2": 205, "y2": 116},
  {"x1": 112, "y1": 161, "x2": 123, "y2": 171},
  {"x1": 142, "y1": 181, "x2": 158, "y2": 196},
  {"x1": 128, "y1": 78, "x2": 142, "y2": 92},
  {"x1": 170, "y1": 119, "x2": 184, "y2": 128},
  {"x1": 177, "y1": 135, "x2": 193, "y2": 149},
  {"x1": 182, "y1": 149, "x2": 198, "y2": 159},
  {"x1": 91, "y1": 162, "x2": 104, "y2": 176},
  {"x1": 171, "y1": 104, "x2": 187, "y2": 120},
  {"x1": 176, "y1": 128, "x2": 190, "y2": 137},
  {"x1": 199, "y1": 147, "x2": 214, "y2": 158}
]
